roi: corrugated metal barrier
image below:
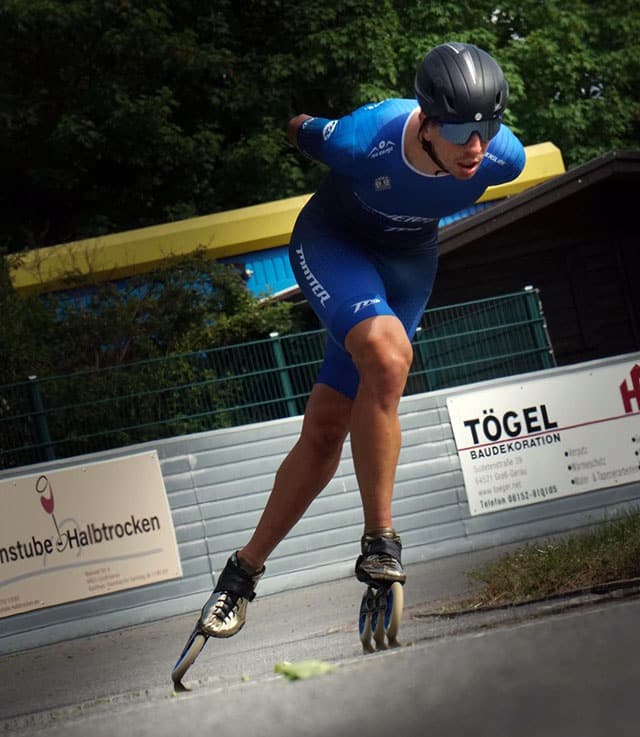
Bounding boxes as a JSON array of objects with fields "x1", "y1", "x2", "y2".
[{"x1": 1, "y1": 353, "x2": 639, "y2": 655}]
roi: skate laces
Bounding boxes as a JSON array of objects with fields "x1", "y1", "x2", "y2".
[
  {"x1": 365, "y1": 552, "x2": 400, "y2": 569},
  {"x1": 210, "y1": 590, "x2": 242, "y2": 623}
]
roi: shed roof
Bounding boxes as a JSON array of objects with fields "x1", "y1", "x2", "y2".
[{"x1": 438, "y1": 150, "x2": 640, "y2": 256}]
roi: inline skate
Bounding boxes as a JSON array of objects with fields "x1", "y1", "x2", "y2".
[
  {"x1": 171, "y1": 552, "x2": 264, "y2": 689},
  {"x1": 355, "y1": 529, "x2": 405, "y2": 653}
]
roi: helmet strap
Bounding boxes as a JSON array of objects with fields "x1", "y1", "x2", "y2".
[{"x1": 418, "y1": 118, "x2": 449, "y2": 175}]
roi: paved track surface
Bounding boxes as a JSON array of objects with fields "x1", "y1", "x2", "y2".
[{"x1": 2, "y1": 543, "x2": 639, "y2": 737}]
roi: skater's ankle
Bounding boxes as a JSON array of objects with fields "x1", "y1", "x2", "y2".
[
  {"x1": 363, "y1": 527, "x2": 398, "y2": 539},
  {"x1": 236, "y1": 550, "x2": 263, "y2": 576}
]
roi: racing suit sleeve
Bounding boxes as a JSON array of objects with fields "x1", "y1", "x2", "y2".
[
  {"x1": 293, "y1": 113, "x2": 359, "y2": 175},
  {"x1": 485, "y1": 124, "x2": 527, "y2": 184}
]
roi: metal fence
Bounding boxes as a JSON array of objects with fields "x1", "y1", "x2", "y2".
[{"x1": 0, "y1": 288, "x2": 554, "y2": 470}]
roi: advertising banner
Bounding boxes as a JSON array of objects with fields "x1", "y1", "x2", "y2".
[
  {"x1": 0, "y1": 451, "x2": 182, "y2": 618},
  {"x1": 447, "y1": 359, "x2": 640, "y2": 516}
]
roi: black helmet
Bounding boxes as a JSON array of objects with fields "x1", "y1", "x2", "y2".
[{"x1": 415, "y1": 42, "x2": 508, "y2": 123}]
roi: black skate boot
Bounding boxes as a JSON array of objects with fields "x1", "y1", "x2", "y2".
[
  {"x1": 356, "y1": 529, "x2": 405, "y2": 653},
  {"x1": 172, "y1": 553, "x2": 264, "y2": 687},
  {"x1": 199, "y1": 552, "x2": 264, "y2": 638},
  {"x1": 355, "y1": 528, "x2": 406, "y2": 587}
]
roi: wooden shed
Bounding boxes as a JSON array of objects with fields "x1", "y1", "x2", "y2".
[{"x1": 433, "y1": 151, "x2": 640, "y2": 366}]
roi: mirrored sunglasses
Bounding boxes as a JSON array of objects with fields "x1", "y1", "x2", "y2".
[{"x1": 439, "y1": 119, "x2": 501, "y2": 145}]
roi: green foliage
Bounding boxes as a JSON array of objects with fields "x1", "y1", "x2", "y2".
[
  {"x1": 0, "y1": 253, "x2": 54, "y2": 381},
  {"x1": 0, "y1": 250, "x2": 295, "y2": 384},
  {"x1": 0, "y1": 0, "x2": 232, "y2": 248},
  {"x1": 491, "y1": 0, "x2": 640, "y2": 163},
  {"x1": 45, "y1": 250, "x2": 295, "y2": 373},
  {"x1": 33, "y1": 353, "x2": 242, "y2": 459},
  {"x1": 0, "y1": 0, "x2": 638, "y2": 252},
  {"x1": 0, "y1": 248, "x2": 296, "y2": 468}
]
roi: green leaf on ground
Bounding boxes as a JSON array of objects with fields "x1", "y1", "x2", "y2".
[{"x1": 274, "y1": 660, "x2": 337, "y2": 681}]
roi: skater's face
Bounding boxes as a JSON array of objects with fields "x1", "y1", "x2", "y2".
[{"x1": 420, "y1": 116, "x2": 490, "y2": 180}]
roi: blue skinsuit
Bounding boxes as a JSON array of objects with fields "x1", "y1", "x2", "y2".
[{"x1": 291, "y1": 98, "x2": 525, "y2": 399}]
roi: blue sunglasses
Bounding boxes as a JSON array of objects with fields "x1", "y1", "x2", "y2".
[{"x1": 439, "y1": 119, "x2": 501, "y2": 145}]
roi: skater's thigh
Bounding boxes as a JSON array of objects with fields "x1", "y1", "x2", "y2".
[
  {"x1": 290, "y1": 220, "x2": 392, "y2": 399},
  {"x1": 290, "y1": 212, "x2": 438, "y2": 399},
  {"x1": 368, "y1": 241, "x2": 439, "y2": 340},
  {"x1": 290, "y1": 219, "x2": 396, "y2": 347}
]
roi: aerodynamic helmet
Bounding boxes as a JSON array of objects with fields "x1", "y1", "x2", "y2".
[{"x1": 415, "y1": 42, "x2": 509, "y2": 125}]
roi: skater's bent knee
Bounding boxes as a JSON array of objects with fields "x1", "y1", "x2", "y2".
[
  {"x1": 300, "y1": 421, "x2": 348, "y2": 457},
  {"x1": 353, "y1": 345, "x2": 412, "y2": 405},
  {"x1": 346, "y1": 319, "x2": 413, "y2": 396}
]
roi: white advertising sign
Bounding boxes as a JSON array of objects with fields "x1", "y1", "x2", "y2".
[
  {"x1": 0, "y1": 452, "x2": 182, "y2": 618},
  {"x1": 447, "y1": 359, "x2": 640, "y2": 516}
]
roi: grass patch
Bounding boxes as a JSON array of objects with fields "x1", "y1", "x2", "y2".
[{"x1": 466, "y1": 509, "x2": 640, "y2": 608}]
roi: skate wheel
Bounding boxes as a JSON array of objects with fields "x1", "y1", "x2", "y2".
[
  {"x1": 385, "y1": 581, "x2": 404, "y2": 647},
  {"x1": 171, "y1": 631, "x2": 207, "y2": 687},
  {"x1": 358, "y1": 588, "x2": 376, "y2": 654},
  {"x1": 373, "y1": 602, "x2": 388, "y2": 651}
]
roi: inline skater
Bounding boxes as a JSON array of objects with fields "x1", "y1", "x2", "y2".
[{"x1": 189, "y1": 41, "x2": 525, "y2": 646}]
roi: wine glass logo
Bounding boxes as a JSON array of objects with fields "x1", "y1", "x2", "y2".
[{"x1": 36, "y1": 475, "x2": 68, "y2": 552}]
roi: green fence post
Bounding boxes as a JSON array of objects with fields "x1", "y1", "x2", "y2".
[
  {"x1": 523, "y1": 286, "x2": 556, "y2": 368},
  {"x1": 27, "y1": 375, "x2": 56, "y2": 461},
  {"x1": 270, "y1": 333, "x2": 298, "y2": 417},
  {"x1": 412, "y1": 327, "x2": 432, "y2": 392}
]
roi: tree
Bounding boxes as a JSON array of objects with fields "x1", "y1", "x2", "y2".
[
  {"x1": 0, "y1": 0, "x2": 638, "y2": 254},
  {"x1": 45, "y1": 251, "x2": 296, "y2": 373},
  {"x1": 0, "y1": 0, "x2": 234, "y2": 250},
  {"x1": 491, "y1": 0, "x2": 640, "y2": 165},
  {"x1": 0, "y1": 250, "x2": 299, "y2": 468},
  {"x1": 0, "y1": 250, "x2": 296, "y2": 384},
  {"x1": 178, "y1": 0, "x2": 404, "y2": 207},
  {"x1": 0, "y1": 252, "x2": 54, "y2": 382}
]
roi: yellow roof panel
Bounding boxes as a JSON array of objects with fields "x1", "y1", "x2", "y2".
[{"x1": 10, "y1": 142, "x2": 564, "y2": 295}]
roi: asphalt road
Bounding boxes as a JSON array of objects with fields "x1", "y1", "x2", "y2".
[{"x1": 2, "y1": 544, "x2": 639, "y2": 737}]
